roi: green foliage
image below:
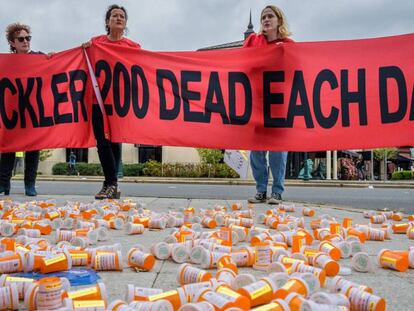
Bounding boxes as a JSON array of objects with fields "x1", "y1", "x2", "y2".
[
  {"x1": 76, "y1": 163, "x2": 103, "y2": 176},
  {"x1": 209, "y1": 163, "x2": 239, "y2": 178},
  {"x1": 52, "y1": 162, "x2": 69, "y2": 175},
  {"x1": 197, "y1": 148, "x2": 224, "y2": 164},
  {"x1": 142, "y1": 160, "x2": 162, "y2": 176},
  {"x1": 52, "y1": 160, "x2": 239, "y2": 178},
  {"x1": 391, "y1": 170, "x2": 414, "y2": 180},
  {"x1": 39, "y1": 150, "x2": 53, "y2": 162},
  {"x1": 123, "y1": 164, "x2": 144, "y2": 176},
  {"x1": 403, "y1": 171, "x2": 414, "y2": 180},
  {"x1": 373, "y1": 148, "x2": 398, "y2": 161}
]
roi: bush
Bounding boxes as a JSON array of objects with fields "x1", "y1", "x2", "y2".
[
  {"x1": 402, "y1": 171, "x2": 413, "y2": 180},
  {"x1": 52, "y1": 162, "x2": 103, "y2": 176},
  {"x1": 210, "y1": 163, "x2": 239, "y2": 178},
  {"x1": 52, "y1": 163, "x2": 69, "y2": 175},
  {"x1": 142, "y1": 160, "x2": 162, "y2": 176},
  {"x1": 391, "y1": 171, "x2": 403, "y2": 180},
  {"x1": 392, "y1": 170, "x2": 413, "y2": 180},
  {"x1": 52, "y1": 161, "x2": 239, "y2": 178},
  {"x1": 76, "y1": 163, "x2": 103, "y2": 176},
  {"x1": 123, "y1": 164, "x2": 144, "y2": 176},
  {"x1": 197, "y1": 148, "x2": 224, "y2": 164},
  {"x1": 140, "y1": 161, "x2": 238, "y2": 178}
]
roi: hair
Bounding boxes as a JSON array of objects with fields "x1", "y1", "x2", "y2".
[
  {"x1": 260, "y1": 5, "x2": 291, "y2": 39},
  {"x1": 5, "y1": 23, "x2": 31, "y2": 53},
  {"x1": 105, "y1": 4, "x2": 128, "y2": 35}
]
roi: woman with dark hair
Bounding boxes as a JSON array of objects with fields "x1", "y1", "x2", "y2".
[
  {"x1": 0, "y1": 23, "x2": 43, "y2": 196},
  {"x1": 245, "y1": 5, "x2": 293, "y2": 205},
  {"x1": 83, "y1": 4, "x2": 141, "y2": 199}
]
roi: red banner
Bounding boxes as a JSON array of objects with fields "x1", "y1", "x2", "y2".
[
  {"x1": 1, "y1": 34, "x2": 414, "y2": 152},
  {"x1": 0, "y1": 48, "x2": 94, "y2": 152},
  {"x1": 87, "y1": 33, "x2": 414, "y2": 151}
]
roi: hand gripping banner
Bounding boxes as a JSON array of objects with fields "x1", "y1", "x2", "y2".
[
  {"x1": 87, "y1": 33, "x2": 414, "y2": 151},
  {"x1": 0, "y1": 48, "x2": 94, "y2": 152}
]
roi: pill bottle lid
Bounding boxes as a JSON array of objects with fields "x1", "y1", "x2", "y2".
[
  {"x1": 338, "y1": 266, "x2": 352, "y2": 276},
  {"x1": 107, "y1": 299, "x2": 128, "y2": 311},
  {"x1": 231, "y1": 274, "x2": 256, "y2": 291},
  {"x1": 292, "y1": 272, "x2": 320, "y2": 294},
  {"x1": 266, "y1": 262, "x2": 287, "y2": 273},
  {"x1": 272, "y1": 298, "x2": 290, "y2": 311},
  {"x1": 125, "y1": 284, "x2": 135, "y2": 303},
  {"x1": 351, "y1": 252, "x2": 374, "y2": 273},
  {"x1": 252, "y1": 263, "x2": 269, "y2": 271},
  {"x1": 98, "y1": 282, "x2": 108, "y2": 304},
  {"x1": 268, "y1": 272, "x2": 289, "y2": 288}
]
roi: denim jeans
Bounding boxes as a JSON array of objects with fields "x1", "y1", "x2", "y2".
[{"x1": 250, "y1": 151, "x2": 288, "y2": 194}]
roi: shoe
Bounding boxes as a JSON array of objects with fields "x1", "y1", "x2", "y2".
[
  {"x1": 95, "y1": 183, "x2": 121, "y2": 200},
  {"x1": 0, "y1": 184, "x2": 10, "y2": 195},
  {"x1": 25, "y1": 182, "x2": 37, "y2": 196},
  {"x1": 105, "y1": 184, "x2": 121, "y2": 199},
  {"x1": 95, "y1": 183, "x2": 108, "y2": 200},
  {"x1": 248, "y1": 192, "x2": 267, "y2": 203},
  {"x1": 268, "y1": 193, "x2": 282, "y2": 204}
]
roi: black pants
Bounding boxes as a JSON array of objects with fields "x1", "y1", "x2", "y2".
[
  {"x1": 0, "y1": 151, "x2": 39, "y2": 187},
  {"x1": 92, "y1": 105, "x2": 120, "y2": 185}
]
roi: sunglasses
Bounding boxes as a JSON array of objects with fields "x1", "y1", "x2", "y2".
[{"x1": 15, "y1": 36, "x2": 32, "y2": 43}]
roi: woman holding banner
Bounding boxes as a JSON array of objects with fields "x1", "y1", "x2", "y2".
[
  {"x1": 83, "y1": 4, "x2": 141, "y2": 199},
  {"x1": 245, "y1": 5, "x2": 293, "y2": 204},
  {"x1": 0, "y1": 23, "x2": 42, "y2": 196}
]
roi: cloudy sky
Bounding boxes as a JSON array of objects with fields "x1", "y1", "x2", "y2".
[{"x1": 0, "y1": 0, "x2": 413, "y2": 53}]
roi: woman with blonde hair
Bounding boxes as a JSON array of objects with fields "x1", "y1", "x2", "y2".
[{"x1": 245, "y1": 5, "x2": 293, "y2": 204}]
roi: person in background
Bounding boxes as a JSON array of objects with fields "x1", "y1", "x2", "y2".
[
  {"x1": 244, "y1": 5, "x2": 293, "y2": 204},
  {"x1": 356, "y1": 155, "x2": 365, "y2": 180},
  {"x1": 68, "y1": 151, "x2": 79, "y2": 176},
  {"x1": 83, "y1": 4, "x2": 141, "y2": 199},
  {"x1": 13, "y1": 152, "x2": 24, "y2": 176},
  {"x1": 0, "y1": 23, "x2": 43, "y2": 196}
]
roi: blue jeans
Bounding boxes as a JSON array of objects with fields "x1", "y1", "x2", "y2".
[{"x1": 250, "y1": 151, "x2": 288, "y2": 194}]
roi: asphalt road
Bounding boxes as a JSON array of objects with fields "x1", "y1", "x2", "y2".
[{"x1": 6, "y1": 180, "x2": 414, "y2": 214}]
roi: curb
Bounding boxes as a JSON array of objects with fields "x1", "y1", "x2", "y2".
[{"x1": 14, "y1": 175, "x2": 414, "y2": 189}]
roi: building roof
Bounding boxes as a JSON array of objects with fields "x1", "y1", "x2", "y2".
[
  {"x1": 197, "y1": 11, "x2": 254, "y2": 51},
  {"x1": 198, "y1": 40, "x2": 244, "y2": 51}
]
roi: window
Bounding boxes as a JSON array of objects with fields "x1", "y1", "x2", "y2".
[{"x1": 136, "y1": 145, "x2": 162, "y2": 163}]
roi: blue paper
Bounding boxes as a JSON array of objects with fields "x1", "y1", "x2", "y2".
[{"x1": 13, "y1": 268, "x2": 100, "y2": 286}]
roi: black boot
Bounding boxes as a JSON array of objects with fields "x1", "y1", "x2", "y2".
[
  {"x1": 104, "y1": 183, "x2": 121, "y2": 199},
  {"x1": 25, "y1": 182, "x2": 37, "y2": 196},
  {"x1": 95, "y1": 182, "x2": 108, "y2": 200},
  {"x1": 0, "y1": 182, "x2": 10, "y2": 195}
]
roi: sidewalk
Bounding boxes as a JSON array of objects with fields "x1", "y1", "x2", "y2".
[
  {"x1": 14, "y1": 174, "x2": 414, "y2": 188},
  {"x1": 5, "y1": 193, "x2": 414, "y2": 310}
]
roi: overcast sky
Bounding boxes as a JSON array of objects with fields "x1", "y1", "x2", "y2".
[{"x1": 0, "y1": 0, "x2": 413, "y2": 53}]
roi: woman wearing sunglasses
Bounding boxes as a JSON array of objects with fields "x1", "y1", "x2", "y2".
[
  {"x1": 83, "y1": 4, "x2": 141, "y2": 200},
  {"x1": 0, "y1": 23, "x2": 43, "y2": 196}
]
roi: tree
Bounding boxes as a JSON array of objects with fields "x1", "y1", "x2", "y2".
[
  {"x1": 197, "y1": 148, "x2": 223, "y2": 164},
  {"x1": 373, "y1": 148, "x2": 398, "y2": 161},
  {"x1": 39, "y1": 150, "x2": 53, "y2": 162}
]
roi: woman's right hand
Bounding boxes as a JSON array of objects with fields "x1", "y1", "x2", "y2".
[{"x1": 82, "y1": 40, "x2": 92, "y2": 48}]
